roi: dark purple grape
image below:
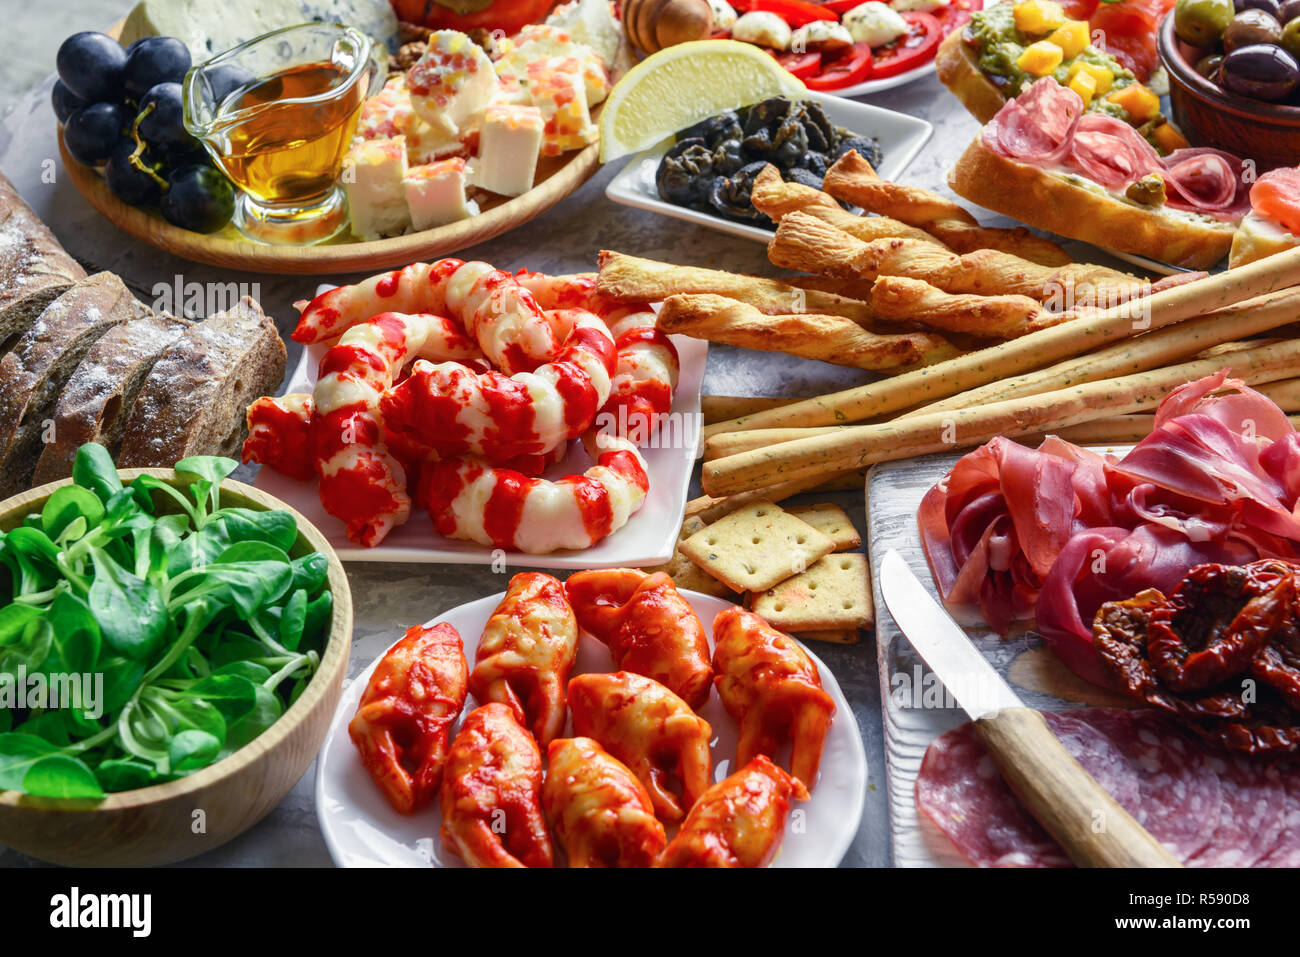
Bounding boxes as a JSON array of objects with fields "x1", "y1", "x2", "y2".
[
  {"x1": 160, "y1": 166, "x2": 234, "y2": 233},
  {"x1": 203, "y1": 63, "x2": 257, "y2": 108},
  {"x1": 56, "y1": 32, "x2": 126, "y2": 103},
  {"x1": 1220, "y1": 42, "x2": 1300, "y2": 98},
  {"x1": 51, "y1": 80, "x2": 87, "y2": 123},
  {"x1": 137, "y1": 82, "x2": 196, "y2": 151},
  {"x1": 105, "y1": 139, "x2": 163, "y2": 206},
  {"x1": 123, "y1": 37, "x2": 192, "y2": 101},
  {"x1": 63, "y1": 102, "x2": 129, "y2": 165}
]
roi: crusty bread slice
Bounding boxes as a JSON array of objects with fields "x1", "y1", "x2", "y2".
[
  {"x1": 934, "y1": 29, "x2": 1011, "y2": 126},
  {"x1": 948, "y1": 135, "x2": 1236, "y2": 270},
  {"x1": 118, "y1": 298, "x2": 287, "y2": 468},
  {"x1": 0, "y1": 173, "x2": 87, "y2": 356},
  {"x1": 31, "y1": 312, "x2": 193, "y2": 486},
  {"x1": 0, "y1": 272, "x2": 148, "y2": 498},
  {"x1": 1230, "y1": 211, "x2": 1300, "y2": 268}
]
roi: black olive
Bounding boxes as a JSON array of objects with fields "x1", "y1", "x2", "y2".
[
  {"x1": 665, "y1": 136, "x2": 707, "y2": 160},
  {"x1": 787, "y1": 167, "x2": 825, "y2": 190},
  {"x1": 794, "y1": 151, "x2": 830, "y2": 176},
  {"x1": 1221, "y1": 42, "x2": 1300, "y2": 98},
  {"x1": 743, "y1": 96, "x2": 792, "y2": 135},
  {"x1": 712, "y1": 138, "x2": 745, "y2": 176},
  {"x1": 1235, "y1": 0, "x2": 1281, "y2": 14},
  {"x1": 1196, "y1": 52, "x2": 1225, "y2": 78},
  {"x1": 708, "y1": 161, "x2": 770, "y2": 222},
  {"x1": 1282, "y1": 0, "x2": 1300, "y2": 20},
  {"x1": 799, "y1": 101, "x2": 836, "y2": 151},
  {"x1": 680, "y1": 112, "x2": 743, "y2": 147},
  {"x1": 832, "y1": 135, "x2": 883, "y2": 167},
  {"x1": 1223, "y1": 8, "x2": 1284, "y2": 51},
  {"x1": 656, "y1": 143, "x2": 715, "y2": 206}
]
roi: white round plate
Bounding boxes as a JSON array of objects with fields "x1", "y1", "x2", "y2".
[{"x1": 315, "y1": 590, "x2": 868, "y2": 868}]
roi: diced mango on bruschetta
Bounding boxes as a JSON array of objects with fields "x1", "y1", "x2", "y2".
[
  {"x1": 1047, "y1": 19, "x2": 1090, "y2": 59},
  {"x1": 1068, "y1": 68, "x2": 1097, "y2": 105},
  {"x1": 1067, "y1": 60, "x2": 1114, "y2": 95},
  {"x1": 1013, "y1": 0, "x2": 1065, "y2": 35},
  {"x1": 1152, "y1": 123, "x2": 1190, "y2": 153},
  {"x1": 1106, "y1": 83, "x2": 1160, "y2": 123},
  {"x1": 1016, "y1": 40, "x2": 1064, "y2": 76}
]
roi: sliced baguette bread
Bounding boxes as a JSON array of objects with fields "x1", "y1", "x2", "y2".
[
  {"x1": 0, "y1": 272, "x2": 148, "y2": 497},
  {"x1": 118, "y1": 298, "x2": 287, "y2": 468},
  {"x1": 0, "y1": 172, "x2": 87, "y2": 353},
  {"x1": 948, "y1": 134, "x2": 1237, "y2": 270},
  {"x1": 1230, "y1": 211, "x2": 1300, "y2": 268},
  {"x1": 31, "y1": 312, "x2": 193, "y2": 486},
  {"x1": 934, "y1": 29, "x2": 1011, "y2": 126}
]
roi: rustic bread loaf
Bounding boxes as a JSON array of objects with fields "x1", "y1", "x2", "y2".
[
  {"x1": 0, "y1": 172, "x2": 86, "y2": 353},
  {"x1": 0, "y1": 272, "x2": 147, "y2": 497},
  {"x1": 118, "y1": 298, "x2": 287, "y2": 468},
  {"x1": 31, "y1": 311, "x2": 193, "y2": 486}
]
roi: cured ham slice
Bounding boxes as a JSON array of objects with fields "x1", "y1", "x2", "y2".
[
  {"x1": 919, "y1": 372, "x2": 1300, "y2": 686},
  {"x1": 984, "y1": 78, "x2": 1250, "y2": 221},
  {"x1": 913, "y1": 708, "x2": 1291, "y2": 868},
  {"x1": 1251, "y1": 167, "x2": 1300, "y2": 236}
]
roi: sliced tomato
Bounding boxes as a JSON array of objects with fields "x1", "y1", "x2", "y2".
[
  {"x1": 817, "y1": 0, "x2": 863, "y2": 12},
  {"x1": 932, "y1": 0, "x2": 985, "y2": 36},
  {"x1": 775, "y1": 48, "x2": 824, "y2": 79},
  {"x1": 734, "y1": 0, "x2": 839, "y2": 24},
  {"x1": 805, "y1": 42, "x2": 873, "y2": 89},
  {"x1": 870, "y1": 11, "x2": 942, "y2": 79}
]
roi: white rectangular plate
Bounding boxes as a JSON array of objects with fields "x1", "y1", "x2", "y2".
[
  {"x1": 254, "y1": 332, "x2": 707, "y2": 567},
  {"x1": 605, "y1": 90, "x2": 933, "y2": 244}
]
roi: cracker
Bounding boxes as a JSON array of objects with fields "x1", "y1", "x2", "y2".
[
  {"x1": 787, "y1": 504, "x2": 861, "y2": 551},
  {"x1": 680, "y1": 500, "x2": 834, "y2": 593},
  {"x1": 646, "y1": 516, "x2": 736, "y2": 599},
  {"x1": 794, "y1": 629, "x2": 862, "y2": 645},
  {"x1": 750, "y1": 552, "x2": 873, "y2": 631}
]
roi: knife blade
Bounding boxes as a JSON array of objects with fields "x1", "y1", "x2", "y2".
[{"x1": 878, "y1": 549, "x2": 1180, "y2": 868}]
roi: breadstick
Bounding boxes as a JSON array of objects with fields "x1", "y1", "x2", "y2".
[
  {"x1": 786, "y1": 275, "x2": 881, "y2": 304},
  {"x1": 769, "y1": 210, "x2": 1142, "y2": 304},
  {"x1": 908, "y1": 288, "x2": 1300, "y2": 418},
  {"x1": 702, "y1": 395, "x2": 803, "y2": 424},
  {"x1": 702, "y1": 253, "x2": 1300, "y2": 440},
  {"x1": 704, "y1": 426, "x2": 841, "y2": 461},
  {"x1": 700, "y1": 337, "x2": 1300, "y2": 495},
  {"x1": 595, "y1": 250, "x2": 878, "y2": 327},
  {"x1": 657, "y1": 294, "x2": 961, "y2": 372},
  {"x1": 749, "y1": 164, "x2": 938, "y2": 244},
  {"x1": 871, "y1": 275, "x2": 1067, "y2": 339},
  {"x1": 824, "y1": 151, "x2": 1074, "y2": 268},
  {"x1": 684, "y1": 472, "x2": 853, "y2": 523}
]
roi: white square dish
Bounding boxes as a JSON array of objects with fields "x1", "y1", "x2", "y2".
[{"x1": 605, "y1": 90, "x2": 933, "y2": 244}]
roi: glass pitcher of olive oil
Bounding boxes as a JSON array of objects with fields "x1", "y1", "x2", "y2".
[{"x1": 183, "y1": 23, "x2": 387, "y2": 244}]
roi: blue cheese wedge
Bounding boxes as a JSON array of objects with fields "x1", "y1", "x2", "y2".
[{"x1": 120, "y1": 0, "x2": 400, "y2": 60}]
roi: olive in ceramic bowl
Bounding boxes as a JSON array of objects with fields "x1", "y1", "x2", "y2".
[
  {"x1": 1235, "y1": 0, "x2": 1280, "y2": 13},
  {"x1": 1220, "y1": 41, "x2": 1300, "y2": 97},
  {"x1": 1176, "y1": 0, "x2": 1237, "y2": 45},
  {"x1": 1223, "y1": 8, "x2": 1284, "y2": 50},
  {"x1": 1281, "y1": 0, "x2": 1300, "y2": 20},
  {"x1": 1283, "y1": 16, "x2": 1300, "y2": 56}
]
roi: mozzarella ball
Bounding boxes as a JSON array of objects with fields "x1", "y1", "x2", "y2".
[
  {"x1": 732, "y1": 10, "x2": 793, "y2": 49},
  {"x1": 843, "y1": 2, "x2": 909, "y2": 47},
  {"x1": 708, "y1": 0, "x2": 739, "y2": 30},
  {"x1": 890, "y1": 0, "x2": 950, "y2": 11},
  {"x1": 791, "y1": 20, "x2": 855, "y2": 51}
]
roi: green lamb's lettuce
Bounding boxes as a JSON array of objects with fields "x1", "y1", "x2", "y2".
[{"x1": 0, "y1": 445, "x2": 332, "y2": 798}]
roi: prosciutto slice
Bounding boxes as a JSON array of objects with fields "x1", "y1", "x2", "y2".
[
  {"x1": 919, "y1": 372, "x2": 1300, "y2": 685},
  {"x1": 985, "y1": 78, "x2": 1251, "y2": 220}
]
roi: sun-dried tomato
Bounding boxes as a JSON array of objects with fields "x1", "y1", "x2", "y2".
[
  {"x1": 1146, "y1": 564, "x2": 1291, "y2": 692},
  {"x1": 1189, "y1": 688, "x2": 1300, "y2": 756},
  {"x1": 1251, "y1": 582, "x2": 1300, "y2": 710},
  {"x1": 1094, "y1": 589, "x2": 1170, "y2": 700}
]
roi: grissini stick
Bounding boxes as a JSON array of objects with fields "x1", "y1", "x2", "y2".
[
  {"x1": 701, "y1": 337, "x2": 1300, "y2": 495},
  {"x1": 701, "y1": 249, "x2": 1300, "y2": 440},
  {"x1": 909, "y1": 288, "x2": 1300, "y2": 418}
]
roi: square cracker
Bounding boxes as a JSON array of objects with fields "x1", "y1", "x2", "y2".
[
  {"x1": 680, "y1": 500, "x2": 834, "y2": 593},
  {"x1": 646, "y1": 516, "x2": 736, "y2": 599},
  {"x1": 750, "y1": 552, "x2": 873, "y2": 631},
  {"x1": 794, "y1": 629, "x2": 861, "y2": 645},
  {"x1": 787, "y1": 504, "x2": 861, "y2": 551}
]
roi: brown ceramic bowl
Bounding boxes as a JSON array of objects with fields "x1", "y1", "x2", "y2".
[
  {"x1": 0, "y1": 470, "x2": 352, "y2": 866},
  {"x1": 1159, "y1": 11, "x2": 1300, "y2": 170}
]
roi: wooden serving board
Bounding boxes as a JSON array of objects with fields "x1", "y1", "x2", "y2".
[
  {"x1": 865, "y1": 450, "x2": 1136, "y2": 867},
  {"x1": 59, "y1": 21, "x2": 603, "y2": 275}
]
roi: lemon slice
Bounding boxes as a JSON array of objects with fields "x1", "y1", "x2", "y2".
[{"x1": 598, "y1": 39, "x2": 807, "y2": 163}]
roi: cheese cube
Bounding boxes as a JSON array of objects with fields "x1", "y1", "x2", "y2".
[
  {"x1": 495, "y1": 25, "x2": 611, "y2": 105},
  {"x1": 353, "y1": 74, "x2": 414, "y2": 144},
  {"x1": 404, "y1": 158, "x2": 480, "y2": 230},
  {"x1": 406, "y1": 30, "x2": 498, "y2": 137},
  {"x1": 405, "y1": 115, "x2": 465, "y2": 165},
  {"x1": 528, "y1": 58, "x2": 596, "y2": 156},
  {"x1": 546, "y1": 0, "x2": 625, "y2": 67},
  {"x1": 469, "y1": 104, "x2": 544, "y2": 197},
  {"x1": 342, "y1": 137, "x2": 411, "y2": 240}
]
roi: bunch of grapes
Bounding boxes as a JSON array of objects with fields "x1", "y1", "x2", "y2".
[{"x1": 55, "y1": 32, "x2": 241, "y2": 234}]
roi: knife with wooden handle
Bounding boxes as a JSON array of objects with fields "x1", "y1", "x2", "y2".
[{"x1": 879, "y1": 549, "x2": 1180, "y2": 868}]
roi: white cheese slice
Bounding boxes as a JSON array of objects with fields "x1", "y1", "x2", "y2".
[
  {"x1": 407, "y1": 31, "x2": 498, "y2": 137},
  {"x1": 546, "y1": 0, "x2": 625, "y2": 67},
  {"x1": 468, "y1": 103, "x2": 544, "y2": 197},
  {"x1": 404, "y1": 158, "x2": 479, "y2": 230},
  {"x1": 342, "y1": 137, "x2": 411, "y2": 240}
]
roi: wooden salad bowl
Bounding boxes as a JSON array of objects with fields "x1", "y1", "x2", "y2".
[
  {"x1": 58, "y1": 21, "x2": 604, "y2": 275},
  {"x1": 0, "y1": 470, "x2": 353, "y2": 867}
]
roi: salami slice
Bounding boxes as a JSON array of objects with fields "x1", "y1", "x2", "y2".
[
  {"x1": 1077, "y1": 708, "x2": 1223, "y2": 860},
  {"x1": 1257, "y1": 761, "x2": 1300, "y2": 866},
  {"x1": 915, "y1": 722, "x2": 1071, "y2": 868},
  {"x1": 1190, "y1": 752, "x2": 1286, "y2": 867}
]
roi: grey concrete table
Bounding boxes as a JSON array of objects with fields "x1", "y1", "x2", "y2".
[{"x1": 0, "y1": 0, "x2": 1049, "y2": 868}]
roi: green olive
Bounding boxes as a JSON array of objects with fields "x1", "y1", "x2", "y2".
[
  {"x1": 1196, "y1": 51, "x2": 1225, "y2": 76},
  {"x1": 1283, "y1": 16, "x2": 1300, "y2": 56},
  {"x1": 1175, "y1": 0, "x2": 1236, "y2": 45}
]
